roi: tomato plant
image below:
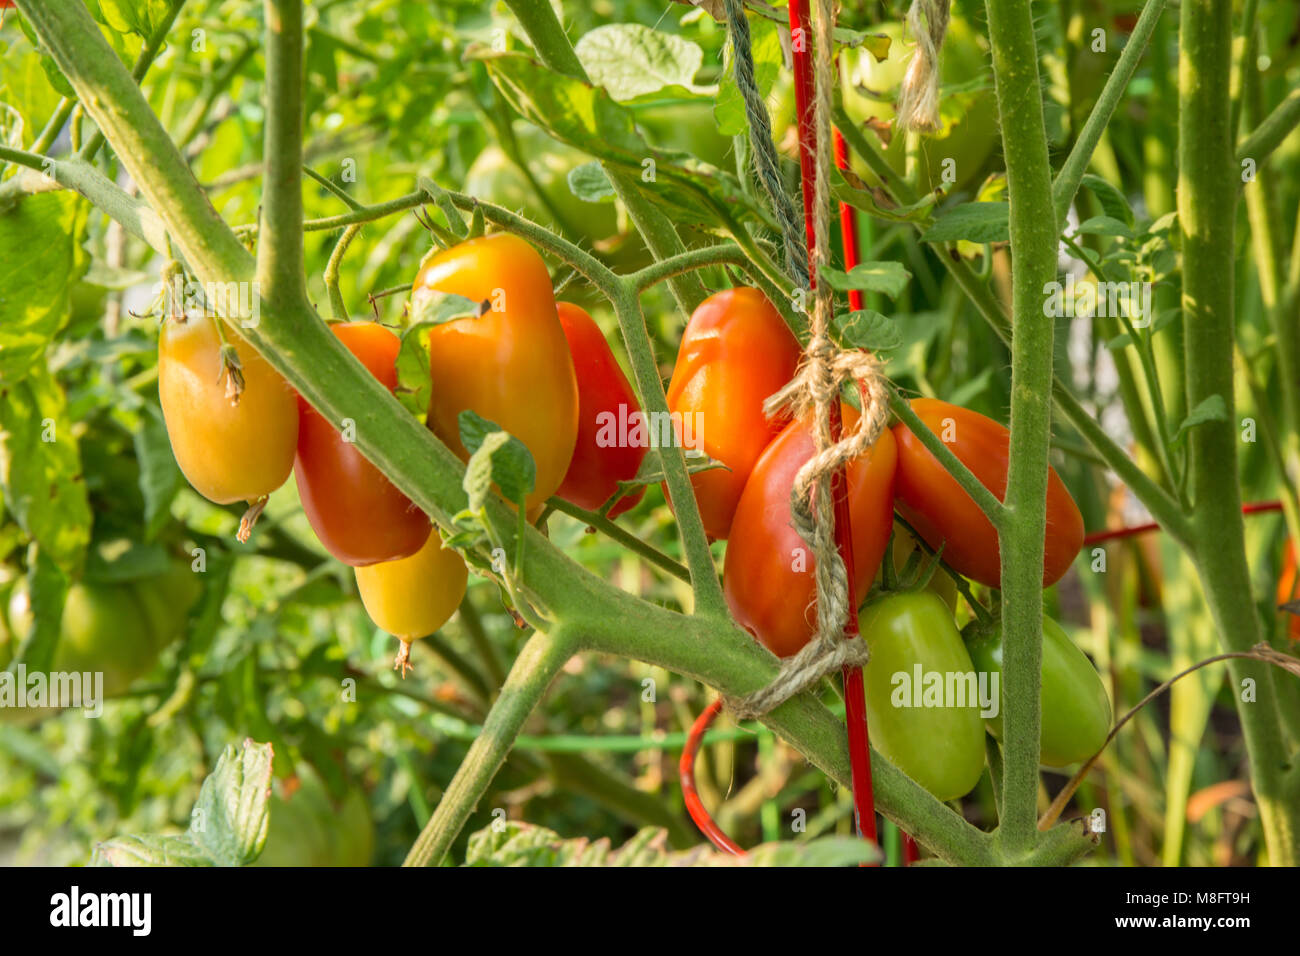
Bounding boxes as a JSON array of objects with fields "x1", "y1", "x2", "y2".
[
  {"x1": 964, "y1": 616, "x2": 1112, "y2": 767},
  {"x1": 666, "y1": 287, "x2": 801, "y2": 540},
  {"x1": 892, "y1": 398, "x2": 1085, "y2": 589},
  {"x1": 295, "y1": 321, "x2": 431, "y2": 566},
  {"x1": 413, "y1": 233, "x2": 578, "y2": 514},
  {"x1": 724, "y1": 408, "x2": 896, "y2": 658},
  {"x1": 859, "y1": 591, "x2": 986, "y2": 802},
  {"x1": 554, "y1": 302, "x2": 646, "y2": 517}
]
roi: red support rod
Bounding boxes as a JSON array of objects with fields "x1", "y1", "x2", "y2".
[{"x1": 788, "y1": 0, "x2": 878, "y2": 849}]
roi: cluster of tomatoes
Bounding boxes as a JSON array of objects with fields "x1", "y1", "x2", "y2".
[
  {"x1": 663, "y1": 291, "x2": 1110, "y2": 800},
  {"x1": 158, "y1": 233, "x2": 650, "y2": 673},
  {"x1": 157, "y1": 227, "x2": 1111, "y2": 798}
]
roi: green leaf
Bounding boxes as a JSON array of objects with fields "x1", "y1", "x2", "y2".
[
  {"x1": 408, "y1": 291, "x2": 487, "y2": 327},
  {"x1": 575, "y1": 24, "x2": 706, "y2": 101},
  {"x1": 714, "y1": 13, "x2": 781, "y2": 136},
  {"x1": 832, "y1": 170, "x2": 935, "y2": 223},
  {"x1": 191, "y1": 741, "x2": 274, "y2": 867},
  {"x1": 834, "y1": 309, "x2": 903, "y2": 351},
  {"x1": 394, "y1": 321, "x2": 434, "y2": 418},
  {"x1": 469, "y1": 47, "x2": 765, "y2": 229},
  {"x1": 1076, "y1": 215, "x2": 1135, "y2": 240},
  {"x1": 1172, "y1": 395, "x2": 1228, "y2": 445},
  {"x1": 134, "y1": 410, "x2": 182, "y2": 540},
  {"x1": 1080, "y1": 174, "x2": 1134, "y2": 227},
  {"x1": 0, "y1": 368, "x2": 92, "y2": 576},
  {"x1": 0, "y1": 191, "x2": 88, "y2": 383},
  {"x1": 821, "y1": 261, "x2": 911, "y2": 300},
  {"x1": 1148, "y1": 211, "x2": 1179, "y2": 234},
  {"x1": 83, "y1": 538, "x2": 171, "y2": 584},
  {"x1": 458, "y1": 411, "x2": 537, "y2": 510},
  {"x1": 91, "y1": 834, "x2": 216, "y2": 868},
  {"x1": 463, "y1": 821, "x2": 878, "y2": 866},
  {"x1": 920, "y1": 202, "x2": 1010, "y2": 243},
  {"x1": 567, "y1": 161, "x2": 617, "y2": 203}
]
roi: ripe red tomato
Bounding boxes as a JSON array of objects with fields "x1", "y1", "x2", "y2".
[
  {"x1": 295, "y1": 321, "x2": 430, "y2": 566},
  {"x1": 554, "y1": 303, "x2": 647, "y2": 517},
  {"x1": 158, "y1": 316, "x2": 298, "y2": 506},
  {"x1": 1279, "y1": 541, "x2": 1300, "y2": 642},
  {"x1": 724, "y1": 407, "x2": 897, "y2": 658},
  {"x1": 892, "y1": 398, "x2": 1084, "y2": 589},
  {"x1": 666, "y1": 288, "x2": 801, "y2": 540},
  {"x1": 413, "y1": 233, "x2": 578, "y2": 514}
]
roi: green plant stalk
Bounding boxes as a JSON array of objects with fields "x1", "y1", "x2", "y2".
[
  {"x1": 1179, "y1": 0, "x2": 1300, "y2": 866},
  {"x1": 983, "y1": 0, "x2": 1061, "y2": 858},
  {"x1": 546, "y1": 497, "x2": 691, "y2": 584},
  {"x1": 456, "y1": 594, "x2": 507, "y2": 690},
  {"x1": 258, "y1": 0, "x2": 307, "y2": 304},
  {"x1": 21, "y1": 0, "x2": 1097, "y2": 867},
  {"x1": 1051, "y1": 0, "x2": 1167, "y2": 225},
  {"x1": 500, "y1": 0, "x2": 708, "y2": 315},
  {"x1": 404, "y1": 627, "x2": 579, "y2": 865},
  {"x1": 888, "y1": 392, "x2": 1008, "y2": 525},
  {"x1": 1237, "y1": 89, "x2": 1300, "y2": 167},
  {"x1": 323, "y1": 222, "x2": 362, "y2": 320}
]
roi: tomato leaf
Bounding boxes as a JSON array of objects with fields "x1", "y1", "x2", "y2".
[
  {"x1": 134, "y1": 409, "x2": 183, "y2": 541},
  {"x1": 821, "y1": 261, "x2": 911, "y2": 300},
  {"x1": 91, "y1": 833, "x2": 217, "y2": 868},
  {"x1": 83, "y1": 538, "x2": 171, "y2": 584},
  {"x1": 464, "y1": 821, "x2": 878, "y2": 866},
  {"x1": 1080, "y1": 173, "x2": 1135, "y2": 227},
  {"x1": 834, "y1": 309, "x2": 903, "y2": 351},
  {"x1": 1075, "y1": 215, "x2": 1135, "y2": 240},
  {"x1": 1172, "y1": 394, "x2": 1228, "y2": 445},
  {"x1": 0, "y1": 367, "x2": 92, "y2": 576},
  {"x1": 567, "y1": 161, "x2": 617, "y2": 203},
  {"x1": 458, "y1": 411, "x2": 537, "y2": 510},
  {"x1": 191, "y1": 740, "x2": 274, "y2": 867},
  {"x1": 575, "y1": 24, "x2": 708, "y2": 102},
  {"x1": 919, "y1": 201, "x2": 1010, "y2": 243}
]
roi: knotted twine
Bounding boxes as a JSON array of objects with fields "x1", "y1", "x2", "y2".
[
  {"x1": 895, "y1": 0, "x2": 951, "y2": 133},
  {"x1": 725, "y1": 0, "x2": 891, "y2": 723}
]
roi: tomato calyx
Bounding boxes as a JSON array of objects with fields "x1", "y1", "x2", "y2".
[
  {"x1": 394, "y1": 640, "x2": 414, "y2": 677},
  {"x1": 237, "y1": 496, "x2": 269, "y2": 544}
]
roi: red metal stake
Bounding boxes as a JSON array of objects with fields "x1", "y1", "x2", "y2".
[{"x1": 789, "y1": 0, "x2": 878, "y2": 849}]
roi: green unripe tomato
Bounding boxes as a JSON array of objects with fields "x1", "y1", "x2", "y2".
[
  {"x1": 130, "y1": 559, "x2": 203, "y2": 653},
  {"x1": 253, "y1": 766, "x2": 375, "y2": 867},
  {"x1": 859, "y1": 591, "x2": 987, "y2": 801},
  {"x1": 963, "y1": 616, "x2": 1112, "y2": 767}
]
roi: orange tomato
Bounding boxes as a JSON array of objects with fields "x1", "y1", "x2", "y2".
[
  {"x1": 158, "y1": 316, "x2": 298, "y2": 506},
  {"x1": 412, "y1": 233, "x2": 578, "y2": 513},
  {"x1": 666, "y1": 288, "x2": 800, "y2": 540},
  {"x1": 295, "y1": 322, "x2": 430, "y2": 566},
  {"x1": 723, "y1": 407, "x2": 897, "y2": 658},
  {"x1": 892, "y1": 398, "x2": 1084, "y2": 589},
  {"x1": 554, "y1": 303, "x2": 647, "y2": 517}
]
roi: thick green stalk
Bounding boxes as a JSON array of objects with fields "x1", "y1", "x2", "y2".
[
  {"x1": 258, "y1": 0, "x2": 307, "y2": 303},
  {"x1": 1237, "y1": 89, "x2": 1300, "y2": 167},
  {"x1": 983, "y1": 0, "x2": 1060, "y2": 857},
  {"x1": 1179, "y1": 0, "x2": 1300, "y2": 866},
  {"x1": 404, "y1": 628, "x2": 579, "y2": 866}
]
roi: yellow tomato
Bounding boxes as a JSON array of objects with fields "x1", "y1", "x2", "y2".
[
  {"x1": 412, "y1": 233, "x2": 578, "y2": 513},
  {"x1": 354, "y1": 529, "x2": 468, "y2": 673},
  {"x1": 158, "y1": 316, "x2": 298, "y2": 507}
]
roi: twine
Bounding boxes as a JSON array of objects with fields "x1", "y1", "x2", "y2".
[
  {"x1": 721, "y1": 0, "x2": 809, "y2": 290},
  {"x1": 726, "y1": 0, "x2": 890, "y2": 723},
  {"x1": 895, "y1": 0, "x2": 951, "y2": 133}
]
